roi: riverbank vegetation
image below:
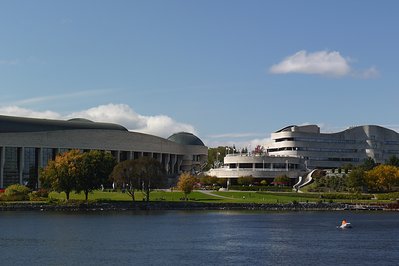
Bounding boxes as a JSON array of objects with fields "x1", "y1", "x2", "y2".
[
  {"x1": 1, "y1": 188, "x2": 397, "y2": 206},
  {"x1": 1, "y1": 151, "x2": 399, "y2": 206},
  {"x1": 306, "y1": 156, "x2": 399, "y2": 194}
]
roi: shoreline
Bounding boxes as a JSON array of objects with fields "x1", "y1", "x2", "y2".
[{"x1": 1, "y1": 201, "x2": 398, "y2": 212}]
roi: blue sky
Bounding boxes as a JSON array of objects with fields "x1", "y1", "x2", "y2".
[{"x1": 0, "y1": 1, "x2": 398, "y2": 148}]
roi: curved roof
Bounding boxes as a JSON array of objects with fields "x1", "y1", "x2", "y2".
[
  {"x1": 167, "y1": 132, "x2": 205, "y2": 146},
  {"x1": 67, "y1": 118, "x2": 94, "y2": 123},
  {"x1": 275, "y1": 125, "x2": 296, "y2": 133},
  {"x1": 0, "y1": 115, "x2": 128, "y2": 133}
]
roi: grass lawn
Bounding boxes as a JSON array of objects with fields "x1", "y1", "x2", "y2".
[
  {"x1": 47, "y1": 190, "x2": 394, "y2": 204},
  {"x1": 48, "y1": 190, "x2": 225, "y2": 202},
  {"x1": 211, "y1": 191, "x2": 320, "y2": 204},
  {"x1": 47, "y1": 190, "x2": 327, "y2": 204}
]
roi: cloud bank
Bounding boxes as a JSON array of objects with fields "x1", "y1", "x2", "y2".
[
  {"x1": 0, "y1": 103, "x2": 196, "y2": 138},
  {"x1": 270, "y1": 50, "x2": 378, "y2": 78}
]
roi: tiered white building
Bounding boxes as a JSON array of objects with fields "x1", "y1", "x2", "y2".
[{"x1": 208, "y1": 124, "x2": 399, "y2": 184}]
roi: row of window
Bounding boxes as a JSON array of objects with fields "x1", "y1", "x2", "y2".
[
  {"x1": 227, "y1": 163, "x2": 299, "y2": 170},
  {"x1": 274, "y1": 137, "x2": 356, "y2": 144},
  {"x1": 268, "y1": 147, "x2": 357, "y2": 153},
  {"x1": 275, "y1": 137, "x2": 399, "y2": 146},
  {"x1": 309, "y1": 157, "x2": 360, "y2": 162},
  {"x1": 1, "y1": 147, "x2": 186, "y2": 188}
]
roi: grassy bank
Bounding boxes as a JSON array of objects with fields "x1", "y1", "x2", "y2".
[{"x1": 43, "y1": 190, "x2": 397, "y2": 205}]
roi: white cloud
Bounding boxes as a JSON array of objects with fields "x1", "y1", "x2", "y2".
[
  {"x1": 270, "y1": 50, "x2": 351, "y2": 77},
  {"x1": 0, "y1": 103, "x2": 196, "y2": 138},
  {"x1": 0, "y1": 59, "x2": 19, "y2": 65},
  {"x1": 69, "y1": 104, "x2": 196, "y2": 137},
  {"x1": 208, "y1": 132, "x2": 264, "y2": 139},
  {"x1": 353, "y1": 66, "x2": 380, "y2": 79},
  {"x1": 0, "y1": 106, "x2": 61, "y2": 119},
  {"x1": 204, "y1": 132, "x2": 271, "y2": 150},
  {"x1": 4, "y1": 89, "x2": 114, "y2": 106}
]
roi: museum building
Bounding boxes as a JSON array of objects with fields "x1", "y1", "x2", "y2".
[
  {"x1": 0, "y1": 115, "x2": 208, "y2": 188},
  {"x1": 208, "y1": 124, "x2": 399, "y2": 185},
  {"x1": 266, "y1": 124, "x2": 399, "y2": 169}
]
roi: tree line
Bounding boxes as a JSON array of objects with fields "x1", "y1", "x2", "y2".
[
  {"x1": 311, "y1": 156, "x2": 399, "y2": 193},
  {"x1": 40, "y1": 149, "x2": 165, "y2": 201}
]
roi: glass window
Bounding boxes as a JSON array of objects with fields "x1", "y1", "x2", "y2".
[
  {"x1": 41, "y1": 148, "x2": 54, "y2": 168},
  {"x1": 23, "y1": 148, "x2": 38, "y2": 187},
  {"x1": 3, "y1": 147, "x2": 19, "y2": 187}
]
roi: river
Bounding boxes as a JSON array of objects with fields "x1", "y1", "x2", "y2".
[{"x1": 0, "y1": 211, "x2": 398, "y2": 265}]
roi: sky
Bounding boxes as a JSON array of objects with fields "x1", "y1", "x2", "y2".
[{"x1": 1, "y1": 0, "x2": 398, "y2": 149}]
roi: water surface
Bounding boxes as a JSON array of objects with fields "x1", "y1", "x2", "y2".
[{"x1": 0, "y1": 211, "x2": 398, "y2": 265}]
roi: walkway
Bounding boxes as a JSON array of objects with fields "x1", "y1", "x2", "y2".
[{"x1": 197, "y1": 190, "x2": 234, "y2": 199}]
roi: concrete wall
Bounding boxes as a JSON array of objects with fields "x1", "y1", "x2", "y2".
[{"x1": 0, "y1": 129, "x2": 208, "y2": 188}]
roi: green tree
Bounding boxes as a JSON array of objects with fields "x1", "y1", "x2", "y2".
[
  {"x1": 40, "y1": 149, "x2": 82, "y2": 201},
  {"x1": 76, "y1": 150, "x2": 116, "y2": 201},
  {"x1": 135, "y1": 157, "x2": 165, "y2": 202},
  {"x1": 199, "y1": 175, "x2": 218, "y2": 186},
  {"x1": 110, "y1": 159, "x2": 140, "y2": 201},
  {"x1": 177, "y1": 172, "x2": 197, "y2": 200},
  {"x1": 216, "y1": 178, "x2": 227, "y2": 187},
  {"x1": 206, "y1": 146, "x2": 229, "y2": 170},
  {"x1": 110, "y1": 157, "x2": 165, "y2": 202},
  {"x1": 342, "y1": 163, "x2": 354, "y2": 174},
  {"x1": 237, "y1": 176, "x2": 254, "y2": 186},
  {"x1": 386, "y1": 155, "x2": 399, "y2": 167},
  {"x1": 361, "y1": 157, "x2": 377, "y2": 171},
  {"x1": 273, "y1": 175, "x2": 290, "y2": 186},
  {"x1": 347, "y1": 168, "x2": 366, "y2": 192}
]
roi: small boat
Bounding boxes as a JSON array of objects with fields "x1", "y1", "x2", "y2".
[
  {"x1": 337, "y1": 219, "x2": 352, "y2": 229},
  {"x1": 338, "y1": 222, "x2": 352, "y2": 229}
]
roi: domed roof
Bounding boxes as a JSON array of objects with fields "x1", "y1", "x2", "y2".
[
  {"x1": 68, "y1": 118, "x2": 94, "y2": 123},
  {"x1": 167, "y1": 132, "x2": 205, "y2": 146},
  {"x1": 0, "y1": 115, "x2": 128, "y2": 133}
]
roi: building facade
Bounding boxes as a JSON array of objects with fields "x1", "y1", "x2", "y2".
[
  {"x1": 208, "y1": 124, "x2": 399, "y2": 185},
  {"x1": 266, "y1": 124, "x2": 399, "y2": 169},
  {"x1": 207, "y1": 154, "x2": 306, "y2": 184},
  {"x1": 0, "y1": 115, "x2": 207, "y2": 188}
]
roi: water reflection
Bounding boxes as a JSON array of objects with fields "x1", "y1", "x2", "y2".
[{"x1": 0, "y1": 211, "x2": 398, "y2": 265}]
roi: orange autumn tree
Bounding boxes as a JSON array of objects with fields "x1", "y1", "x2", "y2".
[
  {"x1": 40, "y1": 149, "x2": 83, "y2": 201},
  {"x1": 365, "y1": 164, "x2": 399, "y2": 192},
  {"x1": 177, "y1": 172, "x2": 197, "y2": 200}
]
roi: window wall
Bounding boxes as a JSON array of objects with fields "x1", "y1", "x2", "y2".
[
  {"x1": 3, "y1": 147, "x2": 19, "y2": 187},
  {"x1": 23, "y1": 147, "x2": 38, "y2": 188}
]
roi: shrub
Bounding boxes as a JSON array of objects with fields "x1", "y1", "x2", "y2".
[
  {"x1": 237, "y1": 176, "x2": 254, "y2": 186},
  {"x1": 273, "y1": 175, "x2": 291, "y2": 186},
  {"x1": 28, "y1": 188, "x2": 49, "y2": 201},
  {"x1": 375, "y1": 192, "x2": 399, "y2": 201},
  {"x1": 229, "y1": 185, "x2": 291, "y2": 192},
  {"x1": 3, "y1": 184, "x2": 30, "y2": 201},
  {"x1": 320, "y1": 193, "x2": 372, "y2": 200}
]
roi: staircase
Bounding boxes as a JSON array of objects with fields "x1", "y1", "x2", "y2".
[{"x1": 293, "y1": 169, "x2": 317, "y2": 192}]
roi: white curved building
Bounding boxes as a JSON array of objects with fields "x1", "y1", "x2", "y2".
[
  {"x1": 208, "y1": 124, "x2": 399, "y2": 185},
  {"x1": 266, "y1": 124, "x2": 399, "y2": 169},
  {"x1": 207, "y1": 154, "x2": 306, "y2": 184},
  {"x1": 0, "y1": 115, "x2": 207, "y2": 188}
]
